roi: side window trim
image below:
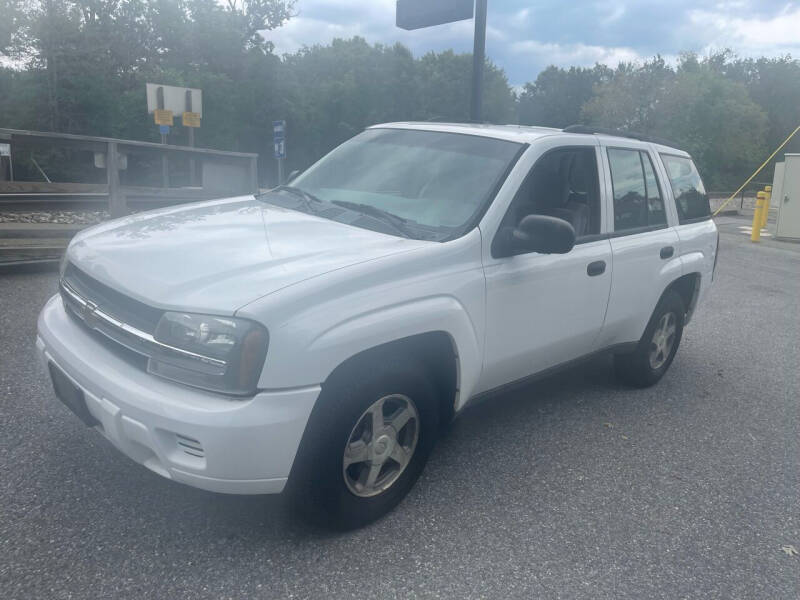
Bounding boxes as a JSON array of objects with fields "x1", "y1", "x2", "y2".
[
  {"x1": 640, "y1": 151, "x2": 668, "y2": 228},
  {"x1": 647, "y1": 146, "x2": 680, "y2": 227}
]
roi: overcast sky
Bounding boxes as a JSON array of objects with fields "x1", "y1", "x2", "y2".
[{"x1": 266, "y1": 0, "x2": 800, "y2": 86}]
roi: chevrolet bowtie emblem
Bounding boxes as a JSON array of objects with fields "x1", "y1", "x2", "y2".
[{"x1": 82, "y1": 300, "x2": 99, "y2": 324}]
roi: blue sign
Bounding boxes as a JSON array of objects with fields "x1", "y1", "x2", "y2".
[
  {"x1": 274, "y1": 139, "x2": 286, "y2": 159},
  {"x1": 159, "y1": 124, "x2": 170, "y2": 135},
  {"x1": 273, "y1": 120, "x2": 286, "y2": 158}
]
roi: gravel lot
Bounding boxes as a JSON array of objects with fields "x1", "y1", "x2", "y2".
[{"x1": 1, "y1": 219, "x2": 798, "y2": 599}]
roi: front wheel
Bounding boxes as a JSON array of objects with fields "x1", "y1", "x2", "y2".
[
  {"x1": 615, "y1": 290, "x2": 685, "y2": 388},
  {"x1": 289, "y1": 357, "x2": 439, "y2": 529}
]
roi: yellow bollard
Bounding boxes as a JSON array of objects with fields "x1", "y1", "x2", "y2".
[
  {"x1": 751, "y1": 193, "x2": 765, "y2": 242},
  {"x1": 762, "y1": 186, "x2": 772, "y2": 229}
]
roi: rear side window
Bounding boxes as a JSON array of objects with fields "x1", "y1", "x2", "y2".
[
  {"x1": 608, "y1": 148, "x2": 666, "y2": 232},
  {"x1": 660, "y1": 155, "x2": 710, "y2": 223}
]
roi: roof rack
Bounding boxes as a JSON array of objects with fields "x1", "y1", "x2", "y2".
[{"x1": 563, "y1": 125, "x2": 679, "y2": 149}]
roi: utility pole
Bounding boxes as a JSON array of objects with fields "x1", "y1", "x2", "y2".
[{"x1": 470, "y1": 0, "x2": 488, "y2": 123}]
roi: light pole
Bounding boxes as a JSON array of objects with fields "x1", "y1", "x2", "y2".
[
  {"x1": 396, "y1": 0, "x2": 488, "y2": 122},
  {"x1": 470, "y1": 0, "x2": 488, "y2": 122}
]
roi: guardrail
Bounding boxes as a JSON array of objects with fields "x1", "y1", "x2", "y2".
[{"x1": 0, "y1": 128, "x2": 259, "y2": 216}]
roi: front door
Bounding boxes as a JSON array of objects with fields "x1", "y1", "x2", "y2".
[{"x1": 479, "y1": 142, "x2": 613, "y2": 394}]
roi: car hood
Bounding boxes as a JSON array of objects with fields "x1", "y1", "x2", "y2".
[{"x1": 66, "y1": 195, "x2": 428, "y2": 314}]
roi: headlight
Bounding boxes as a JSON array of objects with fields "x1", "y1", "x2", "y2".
[{"x1": 147, "y1": 312, "x2": 269, "y2": 395}]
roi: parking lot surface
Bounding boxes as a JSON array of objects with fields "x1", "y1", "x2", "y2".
[{"x1": 1, "y1": 219, "x2": 798, "y2": 599}]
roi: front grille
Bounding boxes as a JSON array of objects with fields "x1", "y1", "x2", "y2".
[
  {"x1": 63, "y1": 264, "x2": 162, "y2": 334},
  {"x1": 59, "y1": 263, "x2": 227, "y2": 378}
]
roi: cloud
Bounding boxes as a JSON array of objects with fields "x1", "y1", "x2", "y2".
[
  {"x1": 265, "y1": 0, "x2": 800, "y2": 85},
  {"x1": 510, "y1": 40, "x2": 642, "y2": 69},
  {"x1": 688, "y1": 5, "x2": 800, "y2": 56}
]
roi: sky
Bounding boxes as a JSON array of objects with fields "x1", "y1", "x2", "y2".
[{"x1": 265, "y1": 0, "x2": 800, "y2": 86}]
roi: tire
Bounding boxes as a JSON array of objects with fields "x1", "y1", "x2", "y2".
[
  {"x1": 614, "y1": 290, "x2": 685, "y2": 388},
  {"x1": 288, "y1": 355, "x2": 439, "y2": 530}
]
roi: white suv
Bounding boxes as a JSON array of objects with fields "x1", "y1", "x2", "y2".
[{"x1": 37, "y1": 123, "x2": 718, "y2": 528}]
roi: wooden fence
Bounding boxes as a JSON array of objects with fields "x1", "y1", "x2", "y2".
[{"x1": 0, "y1": 128, "x2": 259, "y2": 216}]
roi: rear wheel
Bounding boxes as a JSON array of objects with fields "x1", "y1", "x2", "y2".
[
  {"x1": 289, "y1": 356, "x2": 439, "y2": 529},
  {"x1": 615, "y1": 290, "x2": 685, "y2": 387}
]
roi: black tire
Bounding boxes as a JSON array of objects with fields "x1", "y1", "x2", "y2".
[
  {"x1": 288, "y1": 355, "x2": 439, "y2": 530},
  {"x1": 614, "y1": 290, "x2": 685, "y2": 388}
]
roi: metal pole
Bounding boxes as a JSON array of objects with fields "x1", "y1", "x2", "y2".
[
  {"x1": 277, "y1": 158, "x2": 284, "y2": 186},
  {"x1": 107, "y1": 141, "x2": 126, "y2": 217},
  {"x1": 186, "y1": 90, "x2": 196, "y2": 186},
  {"x1": 188, "y1": 128, "x2": 195, "y2": 185},
  {"x1": 157, "y1": 86, "x2": 169, "y2": 188},
  {"x1": 160, "y1": 133, "x2": 169, "y2": 188},
  {"x1": 470, "y1": 0, "x2": 488, "y2": 122}
]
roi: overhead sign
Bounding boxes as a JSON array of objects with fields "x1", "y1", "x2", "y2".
[
  {"x1": 0, "y1": 143, "x2": 9, "y2": 157},
  {"x1": 154, "y1": 109, "x2": 173, "y2": 126},
  {"x1": 146, "y1": 83, "x2": 203, "y2": 117},
  {"x1": 273, "y1": 120, "x2": 286, "y2": 159},
  {"x1": 182, "y1": 111, "x2": 201, "y2": 127},
  {"x1": 396, "y1": 0, "x2": 473, "y2": 30}
]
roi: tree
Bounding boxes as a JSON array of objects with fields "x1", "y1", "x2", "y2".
[
  {"x1": 581, "y1": 56, "x2": 674, "y2": 132},
  {"x1": 518, "y1": 64, "x2": 611, "y2": 128},
  {"x1": 582, "y1": 54, "x2": 768, "y2": 189},
  {"x1": 657, "y1": 59, "x2": 768, "y2": 189}
]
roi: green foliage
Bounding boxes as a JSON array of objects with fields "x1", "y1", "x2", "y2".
[
  {"x1": 581, "y1": 53, "x2": 772, "y2": 189},
  {"x1": 0, "y1": 1, "x2": 798, "y2": 190},
  {"x1": 518, "y1": 65, "x2": 611, "y2": 128}
]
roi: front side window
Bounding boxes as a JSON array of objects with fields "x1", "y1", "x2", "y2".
[
  {"x1": 270, "y1": 129, "x2": 522, "y2": 240},
  {"x1": 608, "y1": 148, "x2": 667, "y2": 232},
  {"x1": 660, "y1": 154, "x2": 710, "y2": 223},
  {"x1": 500, "y1": 146, "x2": 602, "y2": 241}
]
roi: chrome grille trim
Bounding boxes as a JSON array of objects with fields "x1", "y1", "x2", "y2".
[{"x1": 59, "y1": 278, "x2": 227, "y2": 369}]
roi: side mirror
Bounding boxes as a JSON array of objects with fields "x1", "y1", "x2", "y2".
[
  {"x1": 495, "y1": 214, "x2": 576, "y2": 257},
  {"x1": 287, "y1": 169, "x2": 301, "y2": 183}
]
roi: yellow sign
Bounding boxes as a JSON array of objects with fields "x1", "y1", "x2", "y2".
[
  {"x1": 182, "y1": 111, "x2": 201, "y2": 128},
  {"x1": 153, "y1": 109, "x2": 173, "y2": 126}
]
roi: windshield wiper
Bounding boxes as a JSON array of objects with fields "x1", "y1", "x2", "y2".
[
  {"x1": 267, "y1": 185, "x2": 326, "y2": 214},
  {"x1": 331, "y1": 200, "x2": 415, "y2": 238}
]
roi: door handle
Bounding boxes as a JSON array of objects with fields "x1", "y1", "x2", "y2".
[
  {"x1": 587, "y1": 260, "x2": 606, "y2": 276},
  {"x1": 660, "y1": 246, "x2": 674, "y2": 259}
]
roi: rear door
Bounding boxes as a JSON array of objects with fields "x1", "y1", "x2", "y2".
[
  {"x1": 595, "y1": 142, "x2": 682, "y2": 348},
  {"x1": 658, "y1": 152, "x2": 717, "y2": 306}
]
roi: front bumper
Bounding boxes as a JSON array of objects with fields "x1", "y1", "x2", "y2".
[{"x1": 36, "y1": 294, "x2": 319, "y2": 495}]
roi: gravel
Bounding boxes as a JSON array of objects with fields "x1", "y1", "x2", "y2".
[{"x1": 0, "y1": 210, "x2": 110, "y2": 225}]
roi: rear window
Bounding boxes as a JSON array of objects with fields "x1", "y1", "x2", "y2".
[{"x1": 660, "y1": 155, "x2": 710, "y2": 223}]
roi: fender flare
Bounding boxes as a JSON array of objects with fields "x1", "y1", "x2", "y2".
[{"x1": 304, "y1": 295, "x2": 482, "y2": 410}]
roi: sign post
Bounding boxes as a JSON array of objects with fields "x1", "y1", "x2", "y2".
[
  {"x1": 273, "y1": 120, "x2": 286, "y2": 185},
  {"x1": 182, "y1": 89, "x2": 202, "y2": 185},
  {"x1": 147, "y1": 83, "x2": 203, "y2": 187},
  {"x1": 396, "y1": 0, "x2": 487, "y2": 122}
]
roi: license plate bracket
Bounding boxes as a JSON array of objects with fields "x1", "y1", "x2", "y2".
[{"x1": 48, "y1": 363, "x2": 99, "y2": 427}]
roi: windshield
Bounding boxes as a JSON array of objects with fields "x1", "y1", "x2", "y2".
[{"x1": 284, "y1": 128, "x2": 523, "y2": 240}]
